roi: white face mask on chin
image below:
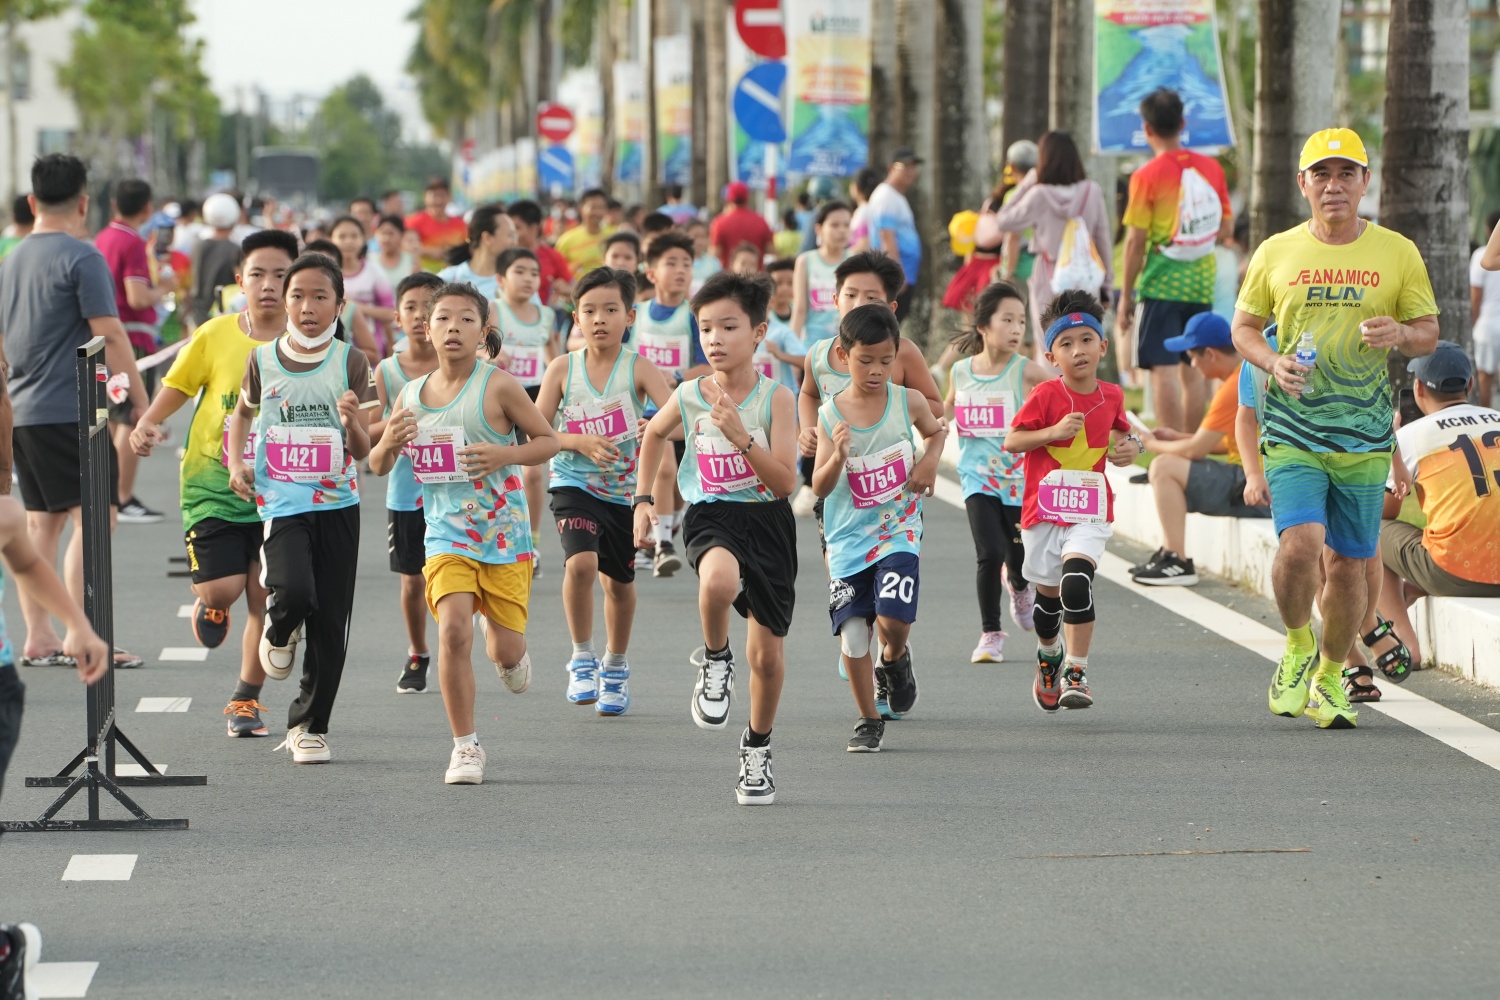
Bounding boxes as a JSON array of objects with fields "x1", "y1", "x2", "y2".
[{"x1": 287, "y1": 319, "x2": 337, "y2": 351}]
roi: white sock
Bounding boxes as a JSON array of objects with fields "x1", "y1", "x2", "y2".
[
  {"x1": 602, "y1": 650, "x2": 628, "y2": 669},
  {"x1": 453, "y1": 733, "x2": 479, "y2": 748},
  {"x1": 1066, "y1": 655, "x2": 1089, "y2": 671},
  {"x1": 1039, "y1": 639, "x2": 1062, "y2": 656},
  {"x1": 572, "y1": 640, "x2": 595, "y2": 659},
  {"x1": 655, "y1": 513, "x2": 676, "y2": 544}
]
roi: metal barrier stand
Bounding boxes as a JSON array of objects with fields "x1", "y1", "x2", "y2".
[{"x1": 0, "y1": 337, "x2": 204, "y2": 833}]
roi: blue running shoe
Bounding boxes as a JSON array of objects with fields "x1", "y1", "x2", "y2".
[
  {"x1": 597, "y1": 664, "x2": 630, "y2": 716},
  {"x1": 566, "y1": 656, "x2": 600, "y2": 705}
]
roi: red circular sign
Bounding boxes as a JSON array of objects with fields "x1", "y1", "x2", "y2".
[
  {"x1": 536, "y1": 103, "x2": 575, "y2": 144},
  {"x1": 735, "y1": 0, "x2": 785, "y2": 60},
  {"x1": 460, "y1": 138, "x2": 476, "y2": 163}
]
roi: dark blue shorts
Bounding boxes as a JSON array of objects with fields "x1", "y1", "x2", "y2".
[
  {"x1": 1134, "y1": 298, "x2": 1211, "y2": 369},
  {"x1": 828, "y1": 552, "x2": 921, "y2": 635}
]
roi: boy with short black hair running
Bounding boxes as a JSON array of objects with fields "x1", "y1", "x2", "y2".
[
  {"x1": 947, "y1": 280, "x2": 1048, "y2": 662},
  {"x1": 537, "y1": 267, "x2": 672, "y2": 714},
  {"x1": 633, "y1": 271, "x2": 799, "y2": 805},
  {"x1": 226, "y1": 252, "x2": 379, "y2": 763},
  {"x1": 371, "y1": 283, "x2": 559, "y2": 784},
  {"x1": 813, "y1": 304, "x2": 947, "y2": 751},
  {"x1": 372, "y1": 270, "x2": 444, "y2": 693},
  {"x1": 131, "y1": 228, "x2": 301, "y2": 738},
  {"x1": 1005, "y1": 290, "x2": 1142, "y2": 712}
]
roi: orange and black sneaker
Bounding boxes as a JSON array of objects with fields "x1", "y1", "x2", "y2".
[
  {"x1": 224, "y1": 699, "x2": 269, "y2": 738},
  {"x1": 1058, "y1": 663, "x2": 1094, "y2": 710},
  {"x1": 192, "y1": 598, "x2": 230, "y2": 649},
  {"x1": 1033, "y1": 646, "x2": 1064, "y2": 713}
]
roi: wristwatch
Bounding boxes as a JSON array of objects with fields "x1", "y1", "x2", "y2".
[
  {"x1": 1125, "y1": 432, "x2": 1144, "y2": 451},
  {"x1": 632, "y1": 494, "x2": 655, "y2": 508}
]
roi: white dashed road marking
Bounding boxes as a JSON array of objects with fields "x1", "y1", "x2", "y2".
[
  {"x1": 135, "y1": 697, "x2": 191, "y2": 713},
  {"x1": 31, "y1": 962, "x2": 99, "y2": 997},
  {"x1": 61, "y1": 854, "x2": 137, "y2": 881},
  {"x1": 176, "y1": 604, "x2": 194, "y2": 618},
  {"x1": 158, "y1": 647, "x2": 209, "y2": 662}
]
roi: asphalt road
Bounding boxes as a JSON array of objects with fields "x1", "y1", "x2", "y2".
[{"x1": 3, "y1": 416, "x2": 1500, "y2": 999}]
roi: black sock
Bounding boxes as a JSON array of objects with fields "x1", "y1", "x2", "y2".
[
  {"x1": 231, "y1": 680, "x2": 263, "y2": 702},
  {"x1": 745, "y1": 727, "x2": 771, "y2": 748},
  {"x1": 707, "y1": 643, "x2": 732, "y2": 661}
]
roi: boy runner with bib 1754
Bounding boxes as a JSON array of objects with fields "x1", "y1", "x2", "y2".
[
  {"x1": 1005, "y1": 291, "x2": 1142, "y2": 713},
  {"x1": 536, "y1": 267, "x2": 672, "y2": 715},
  {"x1": 633, "y1": 272, "x2": 800, "y2": 806},
  {"x1": 813, "y1": 304, "x2": 947, "y2": 751},
  {"x1": 371, "y1": 271, "x2": 444, "y2": 694},
  {"x1": 370, "y1": 283, "x2": 559, "y2": 786}
]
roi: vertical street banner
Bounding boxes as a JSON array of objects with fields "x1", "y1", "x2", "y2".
[
  {"x1": 613, "y1": 61, "x2": 646, "y2": 185},
  {"x1": 561, "y1": 69, "x2": 603, "y2": 191},
  {"x1": 654, "y1": 34, "x2": 694, "y2": 186},
  {"x1": 515, "y1": 138, "x2": 537, "y2": 200},
  {"x1": 785, "y1": 0, "x2": 871, "y2": 177},
  {"x1": 726, "y1": 10, "x2": 781, "y2": 190},
  {"x1": 1094, "y1": 0, "x2": 1236, "y2": 153}
]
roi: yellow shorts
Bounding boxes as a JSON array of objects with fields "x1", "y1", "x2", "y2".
[{"x1": 423, "y1": 553, "x2": 532, "y2": 634}]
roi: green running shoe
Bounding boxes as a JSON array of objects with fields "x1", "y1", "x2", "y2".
[
  {"x1": 1306, "y1": 666, "x2": 1358, "y2": 729},
  {"x1": 1268, "y1": 648, "x2": 1315, "y2": 718}
]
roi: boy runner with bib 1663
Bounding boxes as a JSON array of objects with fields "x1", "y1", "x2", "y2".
[
  {"x1": 536, "y1": 267, "x2": 672, "y2": 715},
  {"x1": 633, "y1": 272, "x2": 800, "y2": 806},
  {"x1": 1005, "y1": 291, "x2": 1142, "y2": 713},
  {"x1": 370, "y1": 283, "x2": 560, "y2": 786},
  {"x1": 813, "y1": 304, "x2": 947, "y2": 752}
]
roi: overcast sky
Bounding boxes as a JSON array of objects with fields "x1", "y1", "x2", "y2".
[{"x1": 188, "y1": 0, "x2": 429, "y2": 141}]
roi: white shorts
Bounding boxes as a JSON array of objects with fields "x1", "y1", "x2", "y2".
[
  {"x1": 1473, "y1": 336, "x2": 1499, "y2": 375},
  {"x1": 1020, "y1": 521, "x2": 1113, "y2": 587}
]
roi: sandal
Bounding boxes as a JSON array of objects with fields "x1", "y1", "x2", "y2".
[
  {"x1": 18, "y1": 651, "x2": 76, "y2": 667},
  {"x1": 113, "y1": 647, "x2": 145, "y2": 670},
  {"x1": 1342, "y1": 664, "x2": 1382, "y2": 702},
  {"x1": 1361, "y1": 616, "x2": 1412, "y2": 684}
]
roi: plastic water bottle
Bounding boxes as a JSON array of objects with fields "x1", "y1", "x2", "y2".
[{"x1": 1294, "y1": 331, "x2": 1317, "y2": 396}]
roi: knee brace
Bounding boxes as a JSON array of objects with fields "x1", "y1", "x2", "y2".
[
  {"x1": 1033, "y1": 591, "x2": 1063, "y2": 642},
  {"x1": 1060, "y1": 558, "x2": 1096, "y2": 625},
  {"x1": 839, "y1": 619, "x2": 873, "y2": 659}
]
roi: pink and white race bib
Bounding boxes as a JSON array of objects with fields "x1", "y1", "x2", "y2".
[
  {"x1": 503, "y1": 345, "x2": 544, "y2": 386},
  {"x1": 220, "y1": 416, "x2": 257, "y2": 467},
  {"x1": 954, "y1": 390, "x2": 1012, "y2": 439},
  {"x1": 754, "y1": 353, "x2": 775, "y2": 379},
  {"x1": 1036, "y1": 469, "x2": 1107, "y2": 524},
  {"x1": 695, "y1": 428, "x2": 768, "y2": 495},
  {"x1": 264, "y1": 426, "x2": 342, "y2": 483},
  {"x1": 637, "y1": 338, "x2": 684, "y2": 375},
  {"x1": 407, "y1": 426, "x2": 469, "y2": 484},
  {"x1": 845, "y1": 441, "x2": 913, "y2": 509},
  {"x1": 563, "y1": 393, "x2": 636, "y2": 445}
]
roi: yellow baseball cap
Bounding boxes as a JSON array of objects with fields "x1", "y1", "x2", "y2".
[{"x1": 1298, "y1": 128, "x2": 1369, "y2": 171}]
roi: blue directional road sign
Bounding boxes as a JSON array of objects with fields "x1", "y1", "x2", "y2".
[
  {"x1": 538, "y1": 145, "x2": 575, "y2": 191},
  {"x1": 733, "y1": 61, "x2": 787, "y2": 144}
]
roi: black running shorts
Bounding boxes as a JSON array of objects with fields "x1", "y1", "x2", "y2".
[
  {"x1": 550, "y1": 486, "x2": 636, "y2": 584},
  {"x1": 684, "y1": 499, "x2": 797, "y2": 637}
]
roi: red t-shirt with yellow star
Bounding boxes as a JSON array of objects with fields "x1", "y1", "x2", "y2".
[{"x1": 1010, "y1": 378, "x2": 1129, "y2": 529}]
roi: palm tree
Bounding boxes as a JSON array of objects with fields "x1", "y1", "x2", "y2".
[
  {"x1": 931, "y1": 0, "x2": 988, "y2": 340},
  {"x1": 1381, "y1": 0, "x2": 1470, "y2": 355},
  {"x1": 703, "y1": 0, "x2": 727, "y2": 206},
  {"x1": 1001, "y1": 0, "x2": 1050, "y2": 155}
]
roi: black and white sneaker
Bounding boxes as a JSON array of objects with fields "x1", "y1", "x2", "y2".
[
  {"x1": 735, "y1": 730, "x2": 775, "y2": 806},
  {"x1": 0, "y1": 922, "x2": 40, "y2": 1000},
  {"x1": 117, "y1": 496, "x2": 165, "y2": 524},
  {"x1": 653, "y1": 540, "x2": 682, "y2": 578},
  {"x1": 1128, "y1": 547, "x2": 1167, "y2": 576},
  {"x1": 877, "y1": 646, "x2": 919, "y2": 718},
  {"x1": 1131, "y1": 550, "x2": 1198, "y2": 586},
  {"x1": 396, "y1": 653, "x2": 430, "y2": 693},
  {"x1": 689, "y1": 645, "x2": 734, "y2": 730},
  {"x1": 847, "y1": 717, "x2": 885, "y2": 752}
]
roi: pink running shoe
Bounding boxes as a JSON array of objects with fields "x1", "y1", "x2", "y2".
[
  {"x1": 1007, "y1": 580, "x2": 1036, "y2": 632},
  {"x1": 971, "y1": 631, "x2": 1007, "y2": 663}
]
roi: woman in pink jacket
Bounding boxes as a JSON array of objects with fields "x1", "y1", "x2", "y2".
[{"x1": 985, "y1": 130, "x2": 1113, "y2": 355}]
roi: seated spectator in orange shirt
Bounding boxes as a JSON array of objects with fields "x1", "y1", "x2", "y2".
[{"x1": 1129, "y1": 312, "x2": 1269, "y2": 586}]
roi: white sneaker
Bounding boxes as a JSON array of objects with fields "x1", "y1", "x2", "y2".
[
  {"x1": 259, "y1": 620, "x2": 301, "y2": 681},
  {"x1": 790, "y1": 484, "x2": 817, "y2": 517},
  {"x1": 445, "y1": 742, "x2": 486, "y2": 784},
  {"x1": 498, "y1": 652, "x2": 532, "y2": 693},
  {"x1": 274, "y1": 724, "x2": 330, "y2": 764},
  {"x1": 971, "y1": 630, "x2": 1007, "y2": 663},
  {"x1": 5, "y1": 921, "x2": 41, "y2": 1000},
  {"x1": 1007, "y1": 580, "x2": 1037, "y2": 632}
]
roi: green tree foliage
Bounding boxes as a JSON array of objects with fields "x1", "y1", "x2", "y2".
[{"x1": 314, "y1": 75, "x2": 405, "y2": 202}]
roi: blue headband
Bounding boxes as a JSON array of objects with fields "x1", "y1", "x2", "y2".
[{"x1": 1043, "y1": 311, "x2": 1104, "y2": 351}]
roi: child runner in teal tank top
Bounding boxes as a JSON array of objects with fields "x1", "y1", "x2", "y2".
[
  {"x1": 813, "y1": 304, "x2": 947, "y2": 751},
  {"x1": 372, "y1": 272, "x2": 443, "y2": 692},
  {"x1": 227, "y1": 253, "x2": 378, "y2": 763},
  {"x1": 793, "y1": 202, "x2": 853, "y2": 345},
  {"x1": 370, "y1": 282, "x2": 559, "y2": 787},
  {"x1": 634, "y1": 271, "x2": 800, "y2": 806},
  {"x1": 537, "y1": 267, "x2": 674, "y2": 716},
  {"x1": 943, "y1": 281, "x2": 1048, "y2": 665}
]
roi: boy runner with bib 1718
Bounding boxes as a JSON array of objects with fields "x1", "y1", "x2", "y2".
[{"x1": 1005, "y1": 290, "x2": 1142, "y2": 713}]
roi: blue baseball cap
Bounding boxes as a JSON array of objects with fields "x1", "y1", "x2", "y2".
[
  {"x1": 1163, "y1": 312, "x2": 1233, "y2": 353},
  {"x1": 1407, "y1": 341, "x2": 1474, "y2": 394}
]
